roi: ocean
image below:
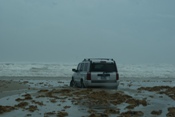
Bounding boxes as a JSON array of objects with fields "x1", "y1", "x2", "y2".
[{"x1": 0, "y1": 63, "x2": 175, "y2": 79}]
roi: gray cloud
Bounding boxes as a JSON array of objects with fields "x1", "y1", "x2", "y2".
[{"x1": 0, "y1": 0, "x2": 175, "y2": 64}]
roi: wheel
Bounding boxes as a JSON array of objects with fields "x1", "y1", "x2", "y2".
[
  {"x1": 80, "y1": 80, "x2": 85, "y2": 88},
  {"x1": 115, "y1": 86, "x2": 118, "y2": 90},
  {"x1": 113, "y1": 85, "x2": 118, "y2": 90},
  {"x1": 70, "y1": 80, "x2": 76, "y2": 87}
]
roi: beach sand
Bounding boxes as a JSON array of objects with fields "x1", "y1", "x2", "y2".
[
  {"x1": 0, "y1": 80, "x2": 27, "y2": 92},
  {"x1": 0, "y1": 77, "x2": 175, "y2": 117},
  {"x1": 0, "y1": 80, "x2": 28, "y2": 98}
]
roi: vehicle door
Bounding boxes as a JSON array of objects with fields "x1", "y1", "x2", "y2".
[
  {"x1": 74, "y1": 63, "x2": 81, "y2": 83},
  {"x1": 79, "y1": 63, "x2": 85, "y2": 81},
  {"x1": 81, "y1": 63, "x2": 88, "y2": 80}
]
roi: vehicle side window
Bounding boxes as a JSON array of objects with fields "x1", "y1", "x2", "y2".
[
  {"x1": 80, "y1": 63, "x2": 84, "y2": 71},
  {"x1": 77, "y1": 63, "x2": 81, "y2": 71}
]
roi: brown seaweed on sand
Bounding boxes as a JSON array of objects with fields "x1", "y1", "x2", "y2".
[
  {"x1": 0, "y1": 105, "x2": 15, "y2": 114},
  {"x1": 57, "y1": 111, "x2": 68, "y2": 117},
  {"x1": 151, "y1": 110, "x2": 162, "y2": 115},
  {"x1": 119, "y1": 110, "x2": 144, "y2": 117},
  {"x1": 15, "y1": 102, "x2": 29, "y2": 108},
  {"x1": 138, "y1": 86, "x2": 175, "y2": 100},
  {"x1": 27, "y1": 105, "x2": 38, "y2": 112},
  {"x1": 166, "y1": 107, "x2": 175, "y2": 117}
]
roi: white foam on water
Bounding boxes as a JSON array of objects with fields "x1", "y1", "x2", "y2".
[{"x1": 0, "y1": 63, "x2": 175, "y2": 79}]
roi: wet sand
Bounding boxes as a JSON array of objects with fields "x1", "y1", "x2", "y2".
[
  {"x1": 0, "y1": 80, "x2": 28, "y2": 98},
  {"x1": 0, "y1": 77, "x2": 175, "y2": 117},
  {"x1": 0, "y1": 80, "x2": 27, "y2": 92}
]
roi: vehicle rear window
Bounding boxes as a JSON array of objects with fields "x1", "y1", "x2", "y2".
[{"x1": 90, "y1": 63, "x2": 116, "y2": 72}]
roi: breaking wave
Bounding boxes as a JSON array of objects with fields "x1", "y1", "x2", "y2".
[{"x1": 0, "y1": 63, "x2": 175, "y2": 79}]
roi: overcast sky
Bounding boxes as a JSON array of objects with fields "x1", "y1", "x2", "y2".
[{"x1": 0, "y1": 0, "x2": 175, "y2": 64}]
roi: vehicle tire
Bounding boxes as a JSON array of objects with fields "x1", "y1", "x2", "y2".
[
  {"x1": 80, "y1": 80, "x2": 85, "y2": 88},
  {"x1": 70, "y1": 80, "x2": 76, "y2": 87},
  {"x1": 116, "y1": 86, "x2": 118, "y2": 90},
  {"x1": 113, "y1": 85, "x2": 118, "y2": 90}
]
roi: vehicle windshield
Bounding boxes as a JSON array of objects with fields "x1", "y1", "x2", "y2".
[{"x1": 90, "y1": 63, "x2": 116, "y2": 72}]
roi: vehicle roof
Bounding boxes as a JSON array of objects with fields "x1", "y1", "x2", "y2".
[{"x1": 83, "y1": 58, "x2": 115, "y2": 63}]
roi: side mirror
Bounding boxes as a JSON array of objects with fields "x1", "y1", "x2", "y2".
[{"x1": 72, "y1": 69, "x2": 78, "y2": 72}]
